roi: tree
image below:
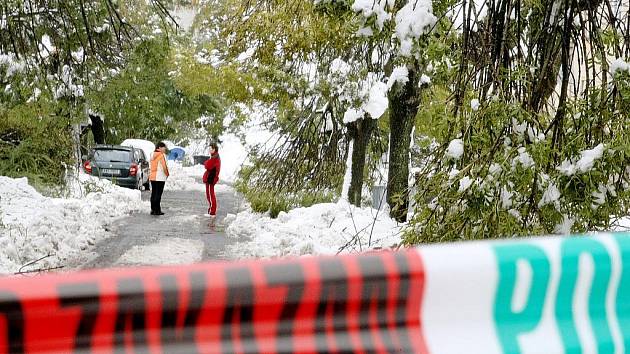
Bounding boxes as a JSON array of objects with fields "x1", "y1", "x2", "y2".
[
  {"x1": 194, "y1": 0, "x2": 374, "y2": 206},
  {"x1": 0, "y1": 0, "x2": 176, "y2": 186},
  {"x1": 405, "y1": 0, "x2": 630, "y2": 242}
]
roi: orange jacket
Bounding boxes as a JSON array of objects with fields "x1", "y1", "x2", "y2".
[{"x1": 149, "y1": 151, "x2": 169, "y2": 181}]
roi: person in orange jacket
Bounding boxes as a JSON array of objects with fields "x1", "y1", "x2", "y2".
[
  {"x1": 149, "y1": 142, "x2": 169, "y2": 215},
  {"x1": 203, "y1": 143, "x2": 221, "y2": 217}
]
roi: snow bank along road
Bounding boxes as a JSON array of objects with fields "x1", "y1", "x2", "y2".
[{"x1": 80, "y1": 184, "x2": 244, "y2": 269}]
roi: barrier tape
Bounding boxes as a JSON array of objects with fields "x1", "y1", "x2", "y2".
[{"x1": 1, "y1": 233, "x2": 630, "y2": 353}]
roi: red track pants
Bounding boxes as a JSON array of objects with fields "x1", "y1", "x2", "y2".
[{"x1": 205, "y1": 183, "x2": 217, "y2": 215}]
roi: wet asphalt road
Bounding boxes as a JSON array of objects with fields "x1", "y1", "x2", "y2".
[{"x1": 80, "y1": 183, "x2": 245, "y2": 269}]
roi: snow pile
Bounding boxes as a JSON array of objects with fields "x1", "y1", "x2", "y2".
[
  {"x1": 0, "y1": 176, "x2": 145, "y2": 274},
  {"x1": 163, "y1": 161, "x2": 235, "y2": 194},
  {"x1": 164, "y1": 162, "x2": 206, "y2": 191},
  {"x1": 225, "y1": 200, "x2": 404, "y2": 258},
  {"x1": 178, "y1": 134, "x2": 248, "y2": 186},
  {"x1": 217, "y1": 133, "x2": 251, "y2": 183}
]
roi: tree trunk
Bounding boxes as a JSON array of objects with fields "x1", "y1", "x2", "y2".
[
  {"x1": 347, "y1": 117, "x2": 376, "y2": 206},
  {"x1": 89, "y1": 113, "x2": 105, "y2": 144},
  {"x1": 387, "y1": 63, "x2": 421, "y2": 222}
]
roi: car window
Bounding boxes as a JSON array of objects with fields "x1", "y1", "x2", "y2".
[
  {"x1": 93, "y1": 149, "x2": 131, "y2": 162},
  {"x1": 133, "y1": 150, "x2": 142, "y2": 162}
]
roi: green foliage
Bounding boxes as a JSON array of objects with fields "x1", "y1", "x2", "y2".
[
  {"x1": 88, "y1": 38, "x2": 224, "y2": 144},
  {"x1": 235, "y1": 168, "x2": 336, "y2": 218},
  {"x1": 406, "y1": 89, "x2": 630, "y2": 243},
  {"x1": 0, "y1": 102, "x2": 75, "y2": 187}
]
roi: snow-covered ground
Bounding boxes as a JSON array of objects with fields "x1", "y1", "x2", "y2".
[
  {"x1": 224, "y1": 200, "x2": 403, "y2": 258},
  {"x1": 0, "y1": 174, "x2": 146, "y2": 274}
]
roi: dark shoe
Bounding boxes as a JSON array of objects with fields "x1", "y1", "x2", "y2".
[
  {"x1": 156, "y1": 212, "x2": 165, "y2": 215},
  {"x1": 150, "y1": 211, "x2": 156, "y2": 215}
]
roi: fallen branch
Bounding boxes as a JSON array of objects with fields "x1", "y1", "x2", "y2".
[{"x1": 17, "y1": 253, "x2": 52, "y2": 274}]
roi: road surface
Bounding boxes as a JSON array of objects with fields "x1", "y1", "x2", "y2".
[{"x1": 79, "y1": 183, "x2": 244, "y2": 269}]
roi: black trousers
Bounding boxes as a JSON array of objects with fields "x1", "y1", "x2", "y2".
[{"x1": 150, "y1": 181, "x2": 165, "y2": 213}]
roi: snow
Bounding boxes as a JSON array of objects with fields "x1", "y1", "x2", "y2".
[
  {"x1": 458, "y1": 176, "x2": 473, "y2": 192},
  {"x1": 330, "y1": 58, "x2": 352, "y2": 76},
  {"x1": 351, "y1": 0, "x2": 392, "y2": 30},
  {"x1": 71, "y1": 47, "x2": 85, "y2": 62},
  {"x1": 556, "y1": 158, "x2": 577, "y2": 176},
  {"x1": 419, "y1": 74, "x2": 431, "y2": 86},
  {"x1": 557, "y1": 143, "x2": 605, "y2": 176},
  {"x1": 0, "y1": 175, "x2": 145, "y2": 274},
  {"x1": 163, "y1": 161, "x2": 234, "y2": 193},
  {"x1": 173, "y1": 7, "x2": 196, "y2": 32},
  {"x1": 592, "y1": 183, "x2": 608, "y2": 207},
  {"x1": 446, "y1": 139, "x2": 464, "y2": 160},
  {"x1": 362, "y1": 81, "x2": 389, "y2": 119},
  {"x1": 512, "y1": 147, "x2": 535, "y2": 169},
  {"x1": 341, "y1": 139, "x2": 354, "y2": 200},
  {"x1": 121, "y1": 139, "x2": 155, "y2": 161},
  {"x1": 471, "y1": 98, "x2": 480, "y2": 111},
  {"x1": 39, "y1": 35, "x2": 55, "y2": 59},
  {"x1": 500, "y1": 187, "x2": 513, "y2": 209},
  {"x1": 225, "y1": 200, "x2": 403, "y2": 258},
  {"x1": 387, "y1": 66, "x2": 409, "y2": 89},
  {"x1": 489, "y1": 163, "x2": 502, "y2": 175},
  {"x1": 116, "y1": 238, "x2": 204, "y2": 266},
  {"x1": 576, "y1": 143, "x2": 605, "y2": 173},
  {"x1": 0, "y1": 54, "x2": 25, "y2": 78},
  {"x1": 538, "y1": 182, "x2": 560, "y2": 209},
  {"x1": 395, "y1": 0, "x2": 437, "y2": 56},
  {"x1": 610, "y1": 58, "x2": 630, "y2": 76},
  {"x1": 554, "y1": 215, "x2": 574, "y2": 235},
  {"x1": 343, "y1": 108, "x2": 364, "y2": 124}
]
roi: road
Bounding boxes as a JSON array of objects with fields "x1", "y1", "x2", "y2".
[{"x1": 80, "y1": 183, "x2": 244, "y2": 269}]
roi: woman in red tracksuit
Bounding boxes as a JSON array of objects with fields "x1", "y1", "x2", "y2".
[{"x1": 203, "y1": 143, "x2": 221, "y2": 217}]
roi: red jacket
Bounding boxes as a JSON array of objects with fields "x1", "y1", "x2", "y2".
[{"x1": 203, "y1": 153, "x2": 221, "y2": 184}]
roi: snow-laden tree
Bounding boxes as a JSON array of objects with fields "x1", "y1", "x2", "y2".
[
  {"x1": 405, "y1": 0, "x2": 630, "y2": 241},
  {"x1": 0, "y1": 0, "x2": 176, "y2": 186},
  {"x1": 192, "y1": 0, "x2": 385, "y2": 210}
]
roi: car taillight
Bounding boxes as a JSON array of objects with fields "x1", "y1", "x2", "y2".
[
  {"x1": 83, "y1": 160, "x2": 92, "y2": 174},
  {"x1": 129, "y1": 163, "x2": 138, "y2": 176}
]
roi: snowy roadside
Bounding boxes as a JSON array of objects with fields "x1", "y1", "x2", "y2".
[
  {"x1": 0, "y1": 174, "x2": 146, "y2": 274},
  {"x1": 179, "y1": 119, "x2": 406, "y2": 259},
  {"x1": 224, "y1": 200, "x2": 404, "y2": 259}
]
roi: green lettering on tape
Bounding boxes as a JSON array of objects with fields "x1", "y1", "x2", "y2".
[
  {"x1": 556, "y1": 237, "x2": 614, "y2": 354},
  {"x1": 494, "y1": 244, "x2": 550, "y2": 353}
]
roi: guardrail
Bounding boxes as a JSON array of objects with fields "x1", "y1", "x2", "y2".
[{"x1": 0, "y1": 233, "x2": 629, "y2": 353}]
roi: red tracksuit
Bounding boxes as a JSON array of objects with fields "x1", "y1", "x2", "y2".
[{"x1": 203, "y1": 153, "x2": 221, "y2": 215}]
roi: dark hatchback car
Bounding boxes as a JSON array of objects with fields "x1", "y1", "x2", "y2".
[{"x1": 83, "y1": 145, "x2": 150, "y2": 190}]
